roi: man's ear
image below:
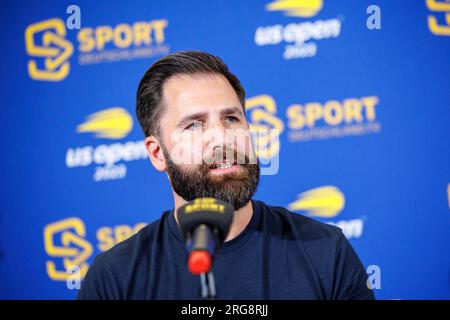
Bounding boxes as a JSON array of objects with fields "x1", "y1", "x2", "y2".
[{"x1": 144, "y1": 135, "x2": 167, "y2": 172}]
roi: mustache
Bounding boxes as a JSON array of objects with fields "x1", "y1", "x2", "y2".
[{"x1": 202, "y1": 147, "x2": 257, "y2": 167}]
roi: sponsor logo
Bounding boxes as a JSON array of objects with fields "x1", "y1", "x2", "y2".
[
  {"x1": 286, "y1": 96, "x2": 381, "y2": 142},
  {"x1": 288, "y1": 186, "x2": 365, "y2": 239},
  {"x1": 26, "y1": 17, "x2": 170, "y2": 81},
  {"x1": 77, "y1": 107, "x2": 133, "y2": 139},
  {"x1": 255, "y1": 0, "x2": 342, "y2": 59},
  {"x1": 25, "y1": 18, "x2": 74, "y2": 81},
  {"x1": 246, "y1": 95, "x2": 284, "y2": 159},
  {"x1": 66, "y1": 107, "x2": 147, "y2": 182},
  {"x1": 246, "y1": 95, "x2": 284, "y2": 175},
  {"x1": 185, "y1": 198, "x2": 226, "y2": 214},
  {"x1": 427, "y1": 0, "x2": 450, "y2": 36},
  {"x1": 266, "y1": 0, "x2": 323, "y2": 18},
  {"x1": 44, "y1": 218, "x2": 93, "y2": 281},
  {"x1": 288, "y1": 185, "x2": 344, "y2": 218},
  {"x1": 44, "y1": 217, "x2": 145, "y2": 281}
]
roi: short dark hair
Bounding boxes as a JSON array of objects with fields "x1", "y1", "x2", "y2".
[{"x1": 136, "y1": 51, "x2": 246, "y2": 138}]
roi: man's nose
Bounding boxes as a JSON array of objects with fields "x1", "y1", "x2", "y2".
[{"x1": 203, "y1": 121, "x2": 229, "y2": 150}]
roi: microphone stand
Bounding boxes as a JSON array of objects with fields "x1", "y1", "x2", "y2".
[{"x1": 200, "y1": 271, "x2": 216, "y2": 299}]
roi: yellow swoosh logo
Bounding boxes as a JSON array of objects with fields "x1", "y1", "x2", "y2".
[
  {"x1": 77, "y1": 107, "x2": 133, "y2": 139},
  {"x1": 288, "y1": 185, "x2": 345, "y2": 218},
  {"x1": 266, "y1": 0, "x2": 323, "y2": 17}
]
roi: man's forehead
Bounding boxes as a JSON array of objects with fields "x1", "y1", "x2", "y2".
[
  {"x1": 164, "y1": 73, "x2": 228, "y2": 91},
  {"x1": 162, "y1": 73, "x2": 241, "y2": 118}
]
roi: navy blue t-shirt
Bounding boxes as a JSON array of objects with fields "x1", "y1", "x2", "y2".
[{"x1": 77, "y1": 199, "x2": 374, "y2": 300}]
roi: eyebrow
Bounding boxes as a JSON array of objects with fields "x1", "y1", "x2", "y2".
[{"x1": 176, "y1": 106, "x2": 244, "y2": 129}]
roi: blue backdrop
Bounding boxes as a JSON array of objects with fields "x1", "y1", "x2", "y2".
[{"x1": 1, "y1": 0, "x2": 449, "y2": 299}]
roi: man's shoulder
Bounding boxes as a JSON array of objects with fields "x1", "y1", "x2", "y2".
[
  {"x1": 258, "y1": 200, "x2": 375, "y2": 300},
  {"x1": 92, "y1": 213, "x2": 167, "y2": 268},
  {"x1": 78, "y1": 214, "x2": 170, "y2": 299},
  {"x1": 257, "y1": 200, "x2": 343, "y2": 242}
]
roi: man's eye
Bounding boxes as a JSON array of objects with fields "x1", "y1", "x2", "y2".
[
  {"x1": 225, "y1": 116, "x2": 239, "y2": 123},
  {"x1": 186, "y1": 121, "x2": 203, "y2": 130}
]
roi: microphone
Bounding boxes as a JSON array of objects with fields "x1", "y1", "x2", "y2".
[{"x1": 177, "y1": 198, "x2": 233, "y2": 275}]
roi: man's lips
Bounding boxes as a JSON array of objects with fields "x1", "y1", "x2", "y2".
[{"x1": 208, "y1": 162, "x2": 240, "y2": 174}]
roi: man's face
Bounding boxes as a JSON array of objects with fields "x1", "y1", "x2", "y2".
[{"x1": 157, "y1": 73, "x2": 259, "y2": 210}]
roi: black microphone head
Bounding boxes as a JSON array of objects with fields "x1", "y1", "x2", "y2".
[{"x1": 177, "y1": 198, "x2": 234, "y2": 244}]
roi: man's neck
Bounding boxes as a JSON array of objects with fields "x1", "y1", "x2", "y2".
[{"x1": 172, "y1": 193, "x2": 253, "y2": 242}]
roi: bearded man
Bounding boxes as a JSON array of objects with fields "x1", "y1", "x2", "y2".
[{"x1": 77, "y1": 51, "x2": 374, "y2": 300}]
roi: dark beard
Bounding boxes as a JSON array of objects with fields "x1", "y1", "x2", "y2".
[{"x1": 163, "y1": 147, "x2": 260, "y2": 210}]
